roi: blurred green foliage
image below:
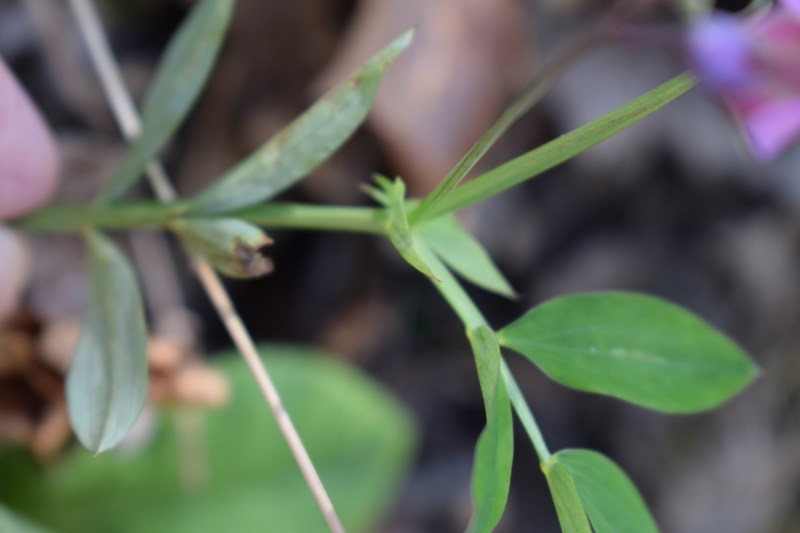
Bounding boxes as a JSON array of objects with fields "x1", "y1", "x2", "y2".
[{"x1": 0, "y1": 345, "x2": 416, "y2": 533}]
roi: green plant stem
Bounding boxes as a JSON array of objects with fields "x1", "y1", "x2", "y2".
[
  {"x1": 11, "y1": 202, "x2": 181, "y2": 232},
  {"x1": 229, "y1": 204, "x2": 386, "y2": 234},
  {"x1": 418, "y1": 241, "x2": 551, "y2": 463},
  {"x1": 12, "y1": 202, "x2": 387, "y2": 235},
  {"x1": 418, "y1": 241, "x2": 485, "y2": 330},
  {"x1": 16, "y1": 194, "x2": 553, "y2": 464},
  {"x1": 501, "y1": 361, "x2": 550, "y2": 462}
]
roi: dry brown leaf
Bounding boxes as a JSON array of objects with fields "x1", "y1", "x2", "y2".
[
  {"x1": 0, "y1": 329, "x2": 34, "y2": 377},
  {"x1": 2, "y1": 311, "x2": 229, "y2": 459},
  {"x1": 172, "y1": 365, "x2": 230, "y2": 408},
  {"x1": 31, "y1": 402, "x2": 70, "y2": 460}
]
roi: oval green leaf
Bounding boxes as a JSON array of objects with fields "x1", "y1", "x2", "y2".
[
  {"x1": 553, "y1": 449, "x2": 659, "y2": 533},
  {"x1": 498, "y1": 292, "x2": 758, "y2": 413},
  {"x1": 542, "y1": 460, "x2": 591, "y2": 533},
  {"x1": 466, "y1": 326, "x2": 513, "y2": 533},
  {"x1": 187, "y1": 29, "x2": 413, "y2": 214},
  {"x1": 67, "y1": 230, "x2": 149, "y2": 453},
  {"x1": 15, "y1": 345, "x2": 416, "y2": 533},
  {"x1": 98, "y1": 0, "x2": 235, "y2": 202}
]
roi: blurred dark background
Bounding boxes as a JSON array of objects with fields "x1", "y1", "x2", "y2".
[{"x1": 4, "y1": 0, "x2": 800, "y2": 531}]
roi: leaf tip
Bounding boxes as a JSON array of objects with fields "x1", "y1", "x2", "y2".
[
  {"x1": 361, "y1": 182, "x2": 387, "y2": 206},
  {"x1": 743, "y1": 359, "x2": 761, "y2": 386},
  {"x1": 232, "y1": 236, "x2": 274, "y2": 278},
  {"x1": 372, "y1": 28, "x2": 415, "y2": 69},
  {"x1": 503, "y1": 287, "x2": 520, "y2": 300},
  {"x1": 396, "y1": 27, "x2": 415, "y2": 49}
]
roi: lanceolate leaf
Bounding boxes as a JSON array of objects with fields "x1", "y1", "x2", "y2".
[
  {"x1": 98, "y1": 0, "x2": 235, "y2": 202},
  {"x1": 409, "y1": 35, "x2": 605, "y2": 224},
  {"x1": 466, "y1": 326, "x2": 513, "y2": 533},
  {"x1": 67, "y1": 230, "x2": 149, "y2": 453},
  {"x1": 553, "y1": 449, "x2": 659, "y2": 533},
  {"x1": 170, "y1": 218, "x2": 273, "y2": 278},
  {"x1": 422, "y1": 74, "x2": 697, "y2": 220},
  {"x1": 498, "y1": 292, "x2": 757, "y2": 413},
  {"x1": 366, "y1": 175, "x2": 437, "y2": 281},
  {"x1": 542, "y1": 460, "x2": 592, "y2": 533},
  {"x1": 187, "y1": 30, "x2": 414, "y2": 214},
  {"x1": 417, "y1": 214, "x2": 515, "y2": 298}
]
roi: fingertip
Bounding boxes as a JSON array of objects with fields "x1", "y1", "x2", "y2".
[{"x1": 0, "y1": 58, "x2": 59, "y2": 219}]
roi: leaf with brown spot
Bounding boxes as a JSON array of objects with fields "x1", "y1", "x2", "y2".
[
  {"x1": 170, "y1": 218, "x2": 274, "y2": 279},
  {"x1": 186, "y1": 29, "x2": 413, "y2": 214}
]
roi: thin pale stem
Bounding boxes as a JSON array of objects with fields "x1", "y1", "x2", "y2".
[{"x1": 67, "y1": 1, "x2": 345, "y2": 531}]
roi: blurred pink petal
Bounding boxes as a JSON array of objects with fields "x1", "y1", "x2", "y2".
[
  {"x1": 739, "y1": 97, "x2": 800, "y2": 160},
  {"x1": 0, "y1": 59, "x2": 59, "y2": 219},
  {"x1": 783, "y1": 0, "x2": 800, "y2": 17},
  {"x1": 687, "y1": 5, "x2": 800, "y2": 160}
]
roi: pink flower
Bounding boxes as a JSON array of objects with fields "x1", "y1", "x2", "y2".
[{"x1": 687, "y1": 0, "x2": 800, "y2": 160}]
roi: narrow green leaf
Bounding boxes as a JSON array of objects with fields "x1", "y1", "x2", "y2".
[
  {"x1": 0, "y1": 505, "x2": 53, "y2": 533},
  {"x1": 367, "y1": 176, "x2": 437, "y2": 281},
  {"x1": 554, "y1": 449, "x2": 659, "y2": 533},
  {"x1": 422, "y1": 74, "x2": 697, "y2": 220},
  {"x1": 498, "y1": 291, "x2": 758, "y2": 413},
  {"x1": 408, "y1": 36, "x2": 597, "y2": 224},
  {"x1": 417, "y1": 214, "x2": 515, "y2": 298},
  {"x1": 187, "y1": 29, "x2": 414, "y2": 214},
  {"x1": 470, "y1": 326, "x2": 503, "y2": 406},
  {"x1": 541, "y1": 460, "x2": 592, "y2": 533},
  {"x1": 466, "y1": 325, "x2": 513, "y2": 533},
  {"x1": 67, "y1": 230, "x2": 149, "y2": 453},
  {"x1": 98, "y1": 0, "x2": 235, "y2": 202},
  {"x1": 170, "y1": 218, "x2": 273, "y2": 278}
]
